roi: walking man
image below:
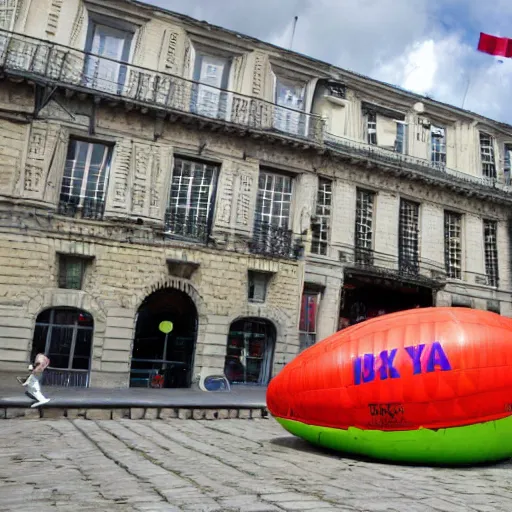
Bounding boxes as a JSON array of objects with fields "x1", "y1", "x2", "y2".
[{"x1": 18, "y1": 353, "x2": 51, "y2": 407}]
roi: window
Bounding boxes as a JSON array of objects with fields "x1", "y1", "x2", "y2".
[
  {"x1": 248, "y1": 271, "x2": 270, "y2": 303},
  {"x1": 255, "y1": 172, "x2": 292, "y2": 228},
  {"x1": 504, "y1": 143, "x2": 512, "y2": 185},
  {"x1": 58, "y1": 255, "x2": 91, "y2": 290},
  {"x1": 395, "y1": 122, "x2": 406, "y2": 154},
  {"x1": 192, "y1": 53, "x2": 231, "y2": 120},
  {"x1": 31, "y1": 308, "x2": 94, "y2": 387},
  {"x1": 444, "y1": 211, "x2": 462, "y2": 279},
  {"x1": 251, "y1": 171, "x2": 294, "y2": 258},
  {"x1": 399, "y1": 199, "x2": 420, "y2": 274},
  {"x1": 299, "y1": 290, "x2": 319, "y2": 351},
  {"x1": 224, "y1": 318, "x2": 276, "y2": 386},
  {"x1": 224, "y1": 318, "x2": 275, "y2": 386},
  {"x1": 0, "y1": 0, "x2": 17, "y2": 31},
  {"x1": 84, "y1": 19, "x2": 133, "y2": 94},
  {"x1": 166, "y1": 157, "x2": 218, "y2": 242},
  {"x1": 355, "y1": 189, "x2": 375, "y2": 265},
  {"x1": 274, "y1": 77, "x2": 306, "y2": 136},
  {"x1": 59, "y1": 139, "x2": 112, "y2": 220},
  {"x1": 431, "y1": 125, "x2": 446, "y2": 165},
  {"x1": 367, "y1": 112, "x2": 377, "y2": 145},
  {"x1": 480, "y1": 133, "x2": 496, "y2": 179},
  {"x1": 483, "y1": 219, "x2": 499, "y2": 287},
  {"x1": 311, "y1": 178, "x2": 332, "y2": 256}
]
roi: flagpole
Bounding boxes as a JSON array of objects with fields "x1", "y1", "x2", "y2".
[{"x1": 461, "y1": 74, "x2": 471, "y2": 110}]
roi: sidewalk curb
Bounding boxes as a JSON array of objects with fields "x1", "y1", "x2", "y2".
[{"x1": 1, "y1": 406, "x2": 269, "y2": 420}]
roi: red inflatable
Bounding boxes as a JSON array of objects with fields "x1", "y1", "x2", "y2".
[{"x1": 267, "y1": 307, "x2": 512, "y2": 464}]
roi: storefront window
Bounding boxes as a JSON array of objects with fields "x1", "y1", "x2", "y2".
[{"x1": 224, "y1": 318, "x2": 275, "y2": 386}]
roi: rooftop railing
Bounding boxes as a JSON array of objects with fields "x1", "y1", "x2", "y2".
[
  {"x1": 325, "y1": 133, "x2": 511, "y2": 193},
  {"x1": 0, "y1": 29, "x2": 324, "y2": 143}
]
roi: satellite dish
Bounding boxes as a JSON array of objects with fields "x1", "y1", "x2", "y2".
[{"x1": 413, "y1": 102, "x2": 425, "y2": 113}]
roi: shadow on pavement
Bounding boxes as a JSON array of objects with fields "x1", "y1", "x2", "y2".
[{"x1": 269, "y1": 436, "x2": 512, "y2": 470}]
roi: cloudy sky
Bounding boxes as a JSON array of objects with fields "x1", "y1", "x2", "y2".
[{"x1": 145, "y1": 0, "x2": 512, "y2": 124}]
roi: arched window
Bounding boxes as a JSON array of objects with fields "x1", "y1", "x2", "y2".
[
  {"x1": 224, "y1": 318, "x2": 276, "y2": 386},
  {"x1": 31, "y1": 308, "x2": 94, "y2": 387}
]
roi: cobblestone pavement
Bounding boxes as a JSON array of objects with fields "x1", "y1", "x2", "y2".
[{"x1": 2, "y1": 419, "x2": 512, "y2": 512}]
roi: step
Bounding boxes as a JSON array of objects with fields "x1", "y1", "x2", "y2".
[{"x1": 1, "y1": 406, "x2": 269, "y2": 420}]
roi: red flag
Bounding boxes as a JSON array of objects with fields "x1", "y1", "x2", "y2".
[{"x1": 477, "y1": 32, "x2": 512, "y2": 58}]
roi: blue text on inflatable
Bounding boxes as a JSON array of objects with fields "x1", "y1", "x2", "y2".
[{"x1": 353, "y1": 342, "x2": 451, "y2": 385}]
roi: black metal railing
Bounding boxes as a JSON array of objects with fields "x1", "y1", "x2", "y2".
[
  {"x1": 41, "y1": 368, "x2": 90, "y2": 387},
  {"x1": 164, "y1": 209, "x2": 210, "y2": 243},
  {"x1": 344, "y1": 246, "x2": 446, "y2": 286},
  {"x1": 0, "y1": 29, "x2": 324, "y2": 143},
  {"x1": 249, "y1": 222, "x2": 301, "y2": 259},
  {"x1": 354, "y1": 246, "x2": 374, "y2": 266},
  {"x1": 398, "y1": 257, "x2": 420, "y2": 277},
  {"x1": 58, "y1": 197, "x2": 106, "y2": 220},
  {"x1": 325, "y1": 133, "x2": 512, "y2": 193}
]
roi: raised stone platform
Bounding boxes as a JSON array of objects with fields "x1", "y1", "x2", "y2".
[{"x1": 0, "y1": 386, "x2": 268, "y2": 420}]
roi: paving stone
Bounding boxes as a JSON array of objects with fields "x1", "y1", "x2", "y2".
[
  {"x1": 41, "y1": 408, "x2": 67, "y2": 419},
  {"x1": 178, "y1": 408, "x2": 192, "y2": 419},
  {"x1": 66, "y1": 408, "x2": 87, "y2": 419},
  {"x1": 130, "y1": 408, "x2": 145, "y2": 420},
  {"x1": 217, "y1": 409, "x2": 229, "y2": 419},
  {"x1": 204, "y1": 409, "x2": 220, "y2": 420},
  {"x1": 251, "y1": 408, "x2": 262, "y2": 419},
  {"x1": 112, "y1": 408, "x2": 130, "y2": 420},
  {"x1": 192, "y1": 408, "x2": 206, "y2": 420},
  {"x1": 238, "y1": 409, "x2": 251, "y2": 419},
  {"x1": 85, "y1": 409, "x2": 112, "y2": 420},
  {"x1": 279, "y1": 501, "x2": 335, "y2": 510},
  {"x1": 143, "y1": 408, "x2": 158, "y2": 420},
  {"x1": 5, "y1": 408, "x2": 27, "y2": 419},
  {"x1": 23, "y1": 408, "x2": 41, "y2": 419},
  {"x1": 3, "y1": 417, "x2": 512, "y2": 511},
  {"x1": 159, "y1": 408, "x2": 178, "y2": 419}
]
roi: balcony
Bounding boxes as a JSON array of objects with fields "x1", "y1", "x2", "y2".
[
  {"x1": 325, "y1": 133, "x2": 511, "y2": 195},
  {"x1": 249, "y1": 222, "x2": 302, "y2": 260},
  {"x1": 164, "y1": 209, "x2": 211, "y2": 244},
  {"x1": 58, "y1": 197, "x2": 105, "y2": 220},
  {"x1": 0, "y1": 30, "x2": 324, "y2": 144},
  {"x1": 344, "y1": 246, "x2": 446, "y2": 288}
]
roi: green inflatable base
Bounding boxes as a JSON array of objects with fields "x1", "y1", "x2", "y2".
[{"x1": 275, "y1": 416, "x2": 512, "y2": 465}]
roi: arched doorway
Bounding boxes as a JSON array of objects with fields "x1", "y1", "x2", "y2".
[
  {"x1": 31, "y1": 307, "x2": 94, "y2": 387},
  {"x1": 224, "y1": 318, "x2": 276, "y2": 386},
  {"x1": 130, "y1": 288, "x2": 198, "y2": 388}
]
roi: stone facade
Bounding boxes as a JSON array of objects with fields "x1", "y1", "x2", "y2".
[{"x1": 0, "y1": 0, "x2": 511, "y2": 388}]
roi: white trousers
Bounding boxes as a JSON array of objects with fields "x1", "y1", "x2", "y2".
[{"x1": 25, "y1": 374, "x2": 48, "y2": 403}]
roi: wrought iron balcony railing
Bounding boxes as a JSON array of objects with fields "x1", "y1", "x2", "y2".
[
  {"x1": 58, "y1": 197, "x2": 105, "y2": 220},
  {"x1": 344, "y1": 246, "x2": 446, "y2": 287},
  {"x1": 0, "y1": 29, "x2": 324, "y2": 143},
  {"x1": 325, "y1": 133, "x2": 511, "y2": 193},
  {"x1": 249, "y1": 221, "x2": 302, "y2": 259},
  {"x1": 164, "y1": 209, "x2": 211, "y2": 243}
]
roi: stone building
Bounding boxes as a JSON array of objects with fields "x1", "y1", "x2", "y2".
[{"x1": 0, "y1": 0, "x2": 510, "y2": 388}]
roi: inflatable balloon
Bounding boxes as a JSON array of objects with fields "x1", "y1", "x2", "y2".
[{"x1": 267, "y1": 307, "x2": 512, "y2": 464}]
